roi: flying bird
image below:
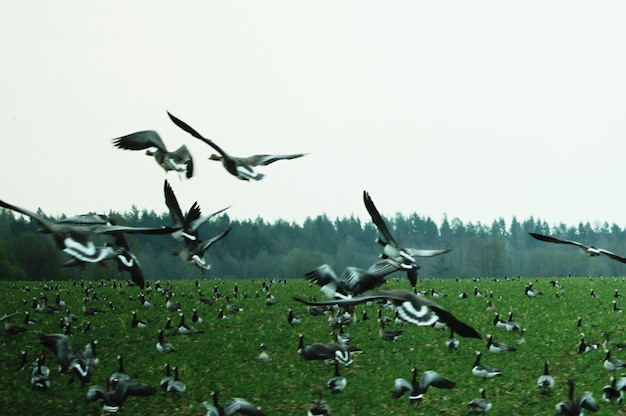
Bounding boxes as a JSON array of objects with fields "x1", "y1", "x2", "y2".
[
  {"x1": 529, "y1": 232, "x2": 626, "y2": 263},
  {"x1": 392, "y1": 367, "x2": 456, "y2": 405},
  {"x1": 294, "y1": 289, "x2": 481, "y2": 339},
  {"x1": 112, "y1": 129, "x2": 193, "y2": 178},
  {"x1": 363, "y1": 191, "x2": 451, "y2": 288},
  {"x1": 167, "y1": 111, "x2": 306, "y2": 181}
]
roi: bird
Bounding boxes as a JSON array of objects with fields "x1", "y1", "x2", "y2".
[
  {"x1": 467, "y1": 388, "x2": 492, "y2": 414},
  {"x1": 392, "y1": 367, "x2": 456, "y2": 405},
  {"x1": 159, "y1": 363, "x2": 174, "y2": 391},
  {"x1": 109, "y1": 355, "x2": 130, "y2": 387},
  {"x1": 602, "y1": 376, "x2": 626, "y2": 404},
  {"x1": 525, "y1": 282, "x2": 543, "y2": 297},
  {"x1": 327, "y1": 360, "x2": 347, "y2": 393},
  {"x1": 297, "y1": 334, "x2": 361, "y2": 366},
  {"x1": 171, "y1": 227, "x2": 233, "y2": 274},
  {"x1": 177, "y1": 312, "x2": 204, "y2": 335},
  {"x1": 112, "y1": 128, "x2": 193, "y2": 178},
  {"x1": 486, "y1": 334, "x2": 516, "y2": 353},
  {"x1": 379, "y1": 320, "x2": 403, "y2": 341},
  {"x1": 166, "y1": 366, "x2": 186, "y2": 394},
  {"x1": 555, "y1": 379, "x2": 599, "y2": 415},
  {"x1": 529, "y1": 232, "x2": 626, "y2": 263},
  {"x1": 287, "y1": 308, "x2": 301, "y2": 326},
  {"x1": 168, "y1": 111, "x2": 306, "y2": 181},
  {"x1": 156, "y1": 329, "x2": 176, "y2": 353},
  {"x1": 294, "y1": 289, "x2": 481, "y2": 339},
  {"x1": 304, "y1": 259, "x2": 403, "y2": 298},
  {"x1": 537, "y1": 361, "x2": 555, "y2": 394},
  {"x1": 258, "y1": 343, "x2": 272, "y2": 363},
  {"x1": 505, "y1": 311, "x2": 520, "y2": 332},
  {"x1": 37, "y1": 333, "x2": 92, "y2": 384},
  {"x1": 493, "y1": 313, "x2": 507, "y2": 329},
  {"x1": 603, "y1": 349, "x2": 626, "y2": 372},
  {"x1": 445, "y1": 328, "x2": 460, "y2": 350},
  {"x1": 577, "y1": 333, "x2": 599, "y2": 354},
  {"x1": 86, "y1": 378, "x2": 157, "y2": 414},
  {"x1": 307, "y1": 389, "x2": 331, "y2": 416},
  {"x1": 471, "y1": 351, "x2": 501, "y2": 379},
  {"x1": 131, "y1": 311, "x2": 148, "y2": 328},
  {"x1": 203, "y1": 390, "x2": 266, "y2": 415},
  {"x1": 363, "y1": 190, "x2": 451, "y2": 288},
  {"x1": 30, "y1": 354, "x2": 50, "y2": 390}
]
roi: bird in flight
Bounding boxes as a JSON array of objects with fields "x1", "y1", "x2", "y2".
[{"x1": 529, "y1": 232, "x2": 626, "y2": 263}]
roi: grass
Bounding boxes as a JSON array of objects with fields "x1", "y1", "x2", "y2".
[{"x1": 2, "y1": 275, "x2": 626, "y2": 415}]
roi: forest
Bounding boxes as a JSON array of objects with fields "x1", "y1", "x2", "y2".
[{"x1": 0, "y1": 205, "x2": 625, "y2": 282}]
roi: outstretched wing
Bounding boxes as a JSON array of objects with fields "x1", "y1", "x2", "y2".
[
  {"x1": 529, "y1": 233, "x2": 586, "y2": 249},
  {"x1": 363, "y1": 191, "x2": 397, "y2": 247},
  {"x1": 112, "y1": 130, "x2": 166, "y2": 152},
  {"x1": 167, "y1": 112, "x2": 229, "y2": 159}
]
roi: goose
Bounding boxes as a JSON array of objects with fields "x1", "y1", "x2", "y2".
[
  {"x1": 514, "y1": 328, "x2": 527, "y2": 345},
  {"x1": 613, "y1": 301, "x2": 623, "y2": 312},
  {"x1": 159, "y1": 363, "x2": 174, "y2": 391},
  {"x1": 474, "y1": 287, "x2": 486, "y2": 298},
  {"x1": 294, "y1": 289, "x2": 481, "y2": 339},
  {"x1": 530, "y1": 232, "x2": 626, "y2": 263},
  {"x1": 377, "y1": 308, "x2": 392, "y2": 325},
  {"x1": 602, "y1": 376, "x2": 626, "y2": 404},
  {"x1": 287, "y1": 308, "x2": 301, "y2": 326},
  {"x1": 392, "y1": 367, "x2": 456, "y2": 404},
  {"x1": 430, "y1": 288, "x2": 447, "y2": 298},
  {"x1": 168, "y1": 111, "x2": 306, "y2": 181},
  {"x1": 166, "y1": 366, "x2": 186, "y2": 394},
  {"x1": 157, "y1": 329, "x2": 176, "y2": 353},
  {"x1": 307, "y1": 389, "x2": 331, "y2": 416},
  {"x1": 555, "y1": 379, "x2": 599, "y2": 415},
  {"x1": 82, "y1": 340, "x2": 99, "y2": 368},
  {"x1": 86, "y1": 378, "x2": 157, "y2": 414},
  {"x1": 19, "y1": 350, "x2": 28, "y2": 371},
  {"x1": 485, "y1": 300, "x2": 496, "y2": 312},
  {"x1": 304, "y1": 260, "x2": 403, "y2": 298},
  {"x1": 525, "y1": 282, "x2": 543, "y2": 297},
  {"x1": 467, "y1": 388, "x2": 492, "y2": 414},
  {"x1": 577, "y1": 333, "x2": 599, "y2": 354},
  {"x1": 327, "y1": 360, "x2": 347, "y2": 393},
  {"x1": 363, "y1": 191, "x2": 450, "y2": 288},
  {"x1": 31, "y1": 354, "x2": 50, "y2": 390},
  {"x1": 171, "y1": 227, "x2": 232, "y2": 274},
  {"x1": 297, "y1": 334, "x2": 361, "y2": 366},
  {"x1": 493, "y1": 313, "x2": 507, "y2": 329},
  {"x1": 603, "y1": 349, "x2": 626, "y2": 371},
  {"x1": 109, "y1": 355, "x2": 130, "y2": 387},
  {"x1": 537, "y1": 361, "x2": 555, "y2": 394},
  {"x1": 163, "y1": 179, "x2": 230, "y2": 243},
  {"x1": 37, "y1": 333, "x2": 92, "y2": 384},
  {"x1": 203, "y1": 391, "x2": 266, "y2": 416},
  {"x1": 177, "y1": 312, "x2": 204, "y2": 335},
  {"x1": 217, "y1": 308, "x2": 232, "y2": 320},
  {"x1": 486, "y1": 334, "x2": 516, "y2": 353},
  {"x1": 226, "y1": 297, "x2": 244, "y2": 314},
  {"x1": 258, "y1": 343, "x2": 272, "y2": 363},
  {"x1": 192, "y1": 308, "x2": 203, "y2": 324},
  {"x1": 471, "y1": 351, "x2": 501, "y2": 379},
  {"x1": 112, "y1": 128, "x2": 193, "y2": 178},
  {"x1": 616, "y1": 289, "x2": 623, "y2": 298},
  {"x1": 379, "y1": 320, "x2": 403, "y2": 342},
  {"x1": 445, "y1": 328, "x2": 459, "y2": 350},
  {"x1": 131, "y1": 311, "x2": 148, "y2": 328},
  {"x1": 505, "y1": 311, "x2": 520, "y2": 332}
]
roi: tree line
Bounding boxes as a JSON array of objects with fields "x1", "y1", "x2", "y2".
[{"x1": 1, "y1": 205, "x2": 625, "y2": 282}]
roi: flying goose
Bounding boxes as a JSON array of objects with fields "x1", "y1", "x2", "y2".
[
  {"x1": 37, "y1": 333, "x2": 92, "y2": 384},
  {"x1": 168, "y1": 111, "x2": 306, "y2": 181},
  {"x1": 112, "y1": 129, "x2": 193, "y2": 178},
  {"x1": 529, "y1": 232, "x2": 626, "y2": 263},
  {"x1": 392, "y1": 367, "x2": 456, "y2": 404},
  {"x1": 171, "y1": 227, "x2": 233, "y2": 274},
  {"x1": 304, "y1": 259, "x2": 403, "y2": 297},
  {"x1": 363, "y1": 190, "x2": 451, "y2": 288},
  {"x1": 203, "y1": 391, "x2": 266, "y2": 415},
  {"x1": 294, "y1": 289, "x2": 481, "y2": 339},
  {"x1": 555, "y1": 380, "x2": 599, "y2": 415},
  {"x1": 87, "y1": 378, "x2": 157, "y2": 414},
  {"x1": 537, "y1": 361, "x2": 555, "y2": 394}
]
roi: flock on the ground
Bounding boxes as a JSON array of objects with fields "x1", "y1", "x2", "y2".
[{"x1": 3, "y1": 111, "x2": 626, "y2": 414}]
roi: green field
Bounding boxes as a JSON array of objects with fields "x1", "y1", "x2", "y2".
[{"x1": 1, "y1": 275, "x2": 626, "y2": 415}]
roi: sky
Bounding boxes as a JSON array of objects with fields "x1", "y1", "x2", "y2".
[{"x1": 1, "y1": 2, "x2": 626, "y2": 230}]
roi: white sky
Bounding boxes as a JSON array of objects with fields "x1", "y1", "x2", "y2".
[{"x1": 1, "y1": 2, "x2": 626, "y2": 229}]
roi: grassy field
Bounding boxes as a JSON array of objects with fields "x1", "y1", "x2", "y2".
[{"x1": 2, "y1": 274, "x2": 626, "y2": 415}]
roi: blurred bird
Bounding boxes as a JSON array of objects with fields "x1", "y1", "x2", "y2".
[
  {"x1": 392, "y1": 367, "x2": 456, "y2": 405},
  {"x1": 530, "y1": 232, "x2": 626, "y2": 264}
]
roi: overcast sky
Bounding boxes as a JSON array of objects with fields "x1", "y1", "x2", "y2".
[{"x1": 1, "y1": 2, "x2": 625, "y2": 230}]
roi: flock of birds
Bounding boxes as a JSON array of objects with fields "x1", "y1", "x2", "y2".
[{"x1": 4, "y1": 111, "x2": 626, "y2": 414}]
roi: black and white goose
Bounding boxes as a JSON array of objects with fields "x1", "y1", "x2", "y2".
[
  {"x1": 112, "y1": 128, "x2": 193, "y2": 178},
  {"x1": 537, "y1": 361, "x2": 555, "y2": 394},
  {"x1": 37, "y1": 333, "x2": 92, "y2": 384},
  {"x1": 445, "y1": 328, "x2": 459, "y2": 350},
  {"x1": 166, "y1": 366, "x2": 186, "y2": 394},
  {"x1": 131, "y1": 311, "x2": 148, "y2": 328},
  {"x1": 327, "y1": 360, "x2": 347, "y2": 393},
  {"x1": 555, "y1": 379, "x2": 599, "y2": 415},
  {"x1": 86, "y1": 378, "x2": 157, "y2": 415},
  {"x1": 525, "y1": 282, "x2": 543, "y2": 297},
  {"x1": 159, "y1": 363, "x2": 174, "y2": 391},
  {"x1": 603, "y1": 349, "x2": 626, "y2": 372},
  {"x1": 177, "y1": 312, "x2": 204, "y2": 335},
  {"x1": 577, "y1": 333, "x2": 599, "y2": 353},
  {"x1": 392, "y1": 367, "x2": 456, "y2": 405},
  {"x1": 203, "y1": 391, "x2": 266, "y2": 415},
  {"x1": 602, "y1": 376, "x2": 626, "y2": 404},
  {"x1": 109, "y1": 355, "x2": 130, "y2": 387},
  {"x1": 363, "y1": 191, "x2": 450, "y2": 289},
  {"x1": 467, "y1": 388, "x2": 492, "y2": 414},
  {"x1": 486, "y1": 334, "x2": 517, "y2": 353},
  {"x1": 168, "y1": 111, "x2": 306, "y2": 181},
  {"x1": 530, "y1": 232, "x2": 626, "y2": 263},
  {"x1": 31, "y1": 354, "x2": 50, "y2": 390},
  {"x1": 294, "y1": 289, "x2": 481, "y2": 339},
  {"x1": 171, "y1": 227, "x2": 232, "y2": 274},
  {"x1": 505, "y1": 311, "x2": 520, "y2": 332},
  {"x1": 471, "y1": 351, "x2": 501, "y2": 379},
  {"x1": 297, "y1": 334, "x2": 361, "y2": 366},
  {"x1": 307, "y1": 389, "x2": 331, "y2": 416},
  {"x1": 156, "y1": 329, "x2": 176, "y2": 353},
  {"x1": 379, "y1": 320, "x2": 403, "y2": 342},
  {"x1": 493, "y1": 313, "x2": 507, "y2": 329},
  {"x1": 287, "y1": 308, "x2": 301, "y2": 326}
]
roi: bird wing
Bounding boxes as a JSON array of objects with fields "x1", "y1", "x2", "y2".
[
  {"x1": 304, "y1": 264, "x2": 339, "y2": 286},
  {"x1": 392, "y1": 378, "x2": 413, "y2": 399},
  {"x1": 0, "y1": 198, "x2": 55, "y2": 231},
  {"x1": 118, "y1": 379, "x2": 157, "y2": 398},
  {"x1": 578, "y1": 391, "x2": 599, "y2": 412},
  {"x1": 405, "y1": 247, "x2": 451, "y2": 257},
  {"x1": 366, "y1": 259, "x2": 403, "y2": 275},
  {"x1": 363, "y1": 191, "x2": 398, "y2": 247},
  {"x1": 224, "y1": 397, "x2": 266, "y2": 415},
  {"x1": 164, "y1": 180, "x2": 185, "y2": 228},
  {"x1": 529, "y1": 233, "x2": 587, "y2": 249},
  {"x1": 112, "y1": 130, "x2": 166, "y2": 152},
  {"x1": 0, "y1": 312, "x2": 18, "y2": 323},
  {"x1": 167, "y1": 112, "x2": 229, "y2": 159},
  {"x1": 188, "y1": 206, "x2": 231, "y2": 236},
  {"x1": 197, "y1": 227, "x2": 232, "y2": 254},
  {"x1": 598, "y1": 249, "x2": 626, "y2": 264},
  {"x1": 420, "y1": 370, "x2": 456, "y2": 390},
  {"x1": 243, "y1": 153, "x2": 307, "y2": 166}
]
